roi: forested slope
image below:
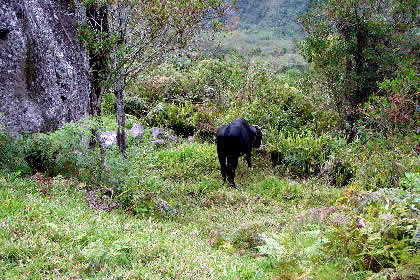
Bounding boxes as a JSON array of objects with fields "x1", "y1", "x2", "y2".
[
  {"x1": 235, "y1": 0, "x2": 311, "y2": 37},
  {"x1": 204, "y1": 0, "x2": 311, "y2": 72}
]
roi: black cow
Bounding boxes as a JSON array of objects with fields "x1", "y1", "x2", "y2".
[{"x1": 216, "y1": 118, "x2": 262, "y2": 188}]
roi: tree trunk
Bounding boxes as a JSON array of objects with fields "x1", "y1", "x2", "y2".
[
  {"x1": 112, "y1": 4, "x2": 127, "y2": 156},
  {"x1": 86, "y1": 4, "x2": 109, "y2": 120},
  {"x1": 85, "y1": 4, "x2": 109, "y2": 171},
  {"x1": 115, "y1": 78, "x2": 126, "y2": 156}
]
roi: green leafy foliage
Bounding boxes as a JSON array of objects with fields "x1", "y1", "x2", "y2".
[
  {"x1": 0, "y1": 118, "x2": 102, "y2": 182},
  {"x1": 249, "y1": 177, "x2": 304, "y2": 201},
  {"x1": 1, "y1": 2, "x2": 418, "y2": 278},
  {"x1": 267, "y1": 131, "x2": 346, "y2": 178},
  {"x1": 343, "y1": 133, "x2": 418, "y2": 191},
  {"x1": 325, "y1": 187, "x2": 419, "y2": 274},
  {"x1": 400, "y1": 172, "x2": 420, "y2": 192},
  {"x1": 23, "y1": 120, "x2": 98, "y2": 178},
  {"x1": 0, "y1": 131, "x2": 32, "y2": 174},
  {"x1": 125, "y1": 55, "x2": 315, "y2": 142},
  {"x1": 298, "y1": 0, "x2": 418, "y2": 131}
]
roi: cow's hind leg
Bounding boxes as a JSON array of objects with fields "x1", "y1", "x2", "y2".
[
  {"x1": 217, "y1": 149, "x2": 227, "y2": 183},
  {"x1": 227, "y1": 155, "x2": 239, "y2": 188}
]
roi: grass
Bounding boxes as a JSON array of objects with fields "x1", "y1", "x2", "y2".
[
  {"x1": 0, "y1": 174, "x2": 270, "y2": 279},
  {"x1": 0, "y1": 135, "x2": 352, "y2": 279},
  {"x1": 1, "y1": 120, "x2": 418, "y2": 279}
]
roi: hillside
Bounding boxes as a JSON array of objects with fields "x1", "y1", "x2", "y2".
[
  {"x1": 235, "y1": 0, "x2": 311, "y2": 38},
  {"x1": 1, "y1": 0, "x2": 418, "y2": 279},
  {"x1": 202, "y1": 0, "x2": 311, "y2": 72},
  {"x1": 1, "y1": 54, "x2": 418, "y2": 278}
]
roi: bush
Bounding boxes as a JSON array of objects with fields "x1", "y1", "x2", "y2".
[
  {"x1": 324, "y1": 156, "x2": 353, "y2": 187},
  {"x1": 345, "y1": 134, "x2": 418, "y2": 191},
  {"x1": 23, "y1": 133, "x2": 57, "y2": 175},
  {"x1": 166, "y1": 102, "x2": 196, "y2": 137},
  {"x1": 267, "y1": 131, "x2": 346, "y2": 177},
  {"x1": 0, "y1": 131, "x2": 32, "y2": 174},
  {"x1": 145, "y1": 101, "x2": 219, "y2": 140},
  {"x1": 325, "y1": 187, "x2": 419, "y2": 274},
  {"x1": 145, "y1": 102, "x2": 198, "y2": 137},
  {"x1": 18, "y1": 119, "x2": 98, "y2": 180},
  {"x1": 231, "y1": 224, "x2": 265, "y2": 252},
  {"x1": 400, "y1": 172, "x2": 420, "y2": 192},
  {"x1": 124, "y1": 96, "x2": 148, "y2": 118}
]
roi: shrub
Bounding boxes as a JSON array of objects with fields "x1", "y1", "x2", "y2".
[
  {"x1": 18, "y1": 119, "x2": 98, "y2": 180},
  {"x1": 166, "y1": 102, "x2": 196, "y2": 137},
  {"x1": 0, "y1": 131, "x2": 32, "y2": 174},
  {"x1": 124, "y1": 96, "x2": 148, "y2": 118},
  {"x1": 146, "y1": 101, "x2": 218, "y2": 140},
  {"x1": 267, "y1": 131, "x2": 345, "y2": 178},
  {"x1": 23, "y1": 133, "x2": 57, "y2": 175},
  {"x1": 325, "y1": 188, "x2": 419, "y2": 274},
  {"x1": 231, "y1": 224, "x2": 265, "y2": 252},
  {"x1": 323, "y1": 154, "x2": 354, "y2": 187},
  {"x1": 400, "y1": 172, "x2": 420, "y2": 192},
  {"x1": 346, "y1": 134, "x2": 418, "y2": 191}
]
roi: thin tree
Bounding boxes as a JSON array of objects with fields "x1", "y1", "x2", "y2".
[{"x1": 76, "y1": 0, "x2": 231, "y2": 155}]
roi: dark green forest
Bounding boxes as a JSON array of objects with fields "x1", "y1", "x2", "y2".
[{"x1": 1, "y1": 0, "x2": 419, "y2": 279}]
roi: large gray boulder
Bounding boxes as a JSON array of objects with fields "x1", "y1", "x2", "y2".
[
  {"x1": 129, "y1": 123, "x2": 144, "y2": 140},
  {"x1": 151, "y1": 127, "x2": 165, "y2": 139},
  {"x1": 100, "y1": 131, "x2": 129, "y2": 148},
  {"x1": 100, "y1": 131, "x2": 118, "y2": 148},
  {"x1": 0, "y1": 0, "x2": 90, "y2": 135}
]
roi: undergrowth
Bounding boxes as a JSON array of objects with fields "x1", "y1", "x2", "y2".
[{"x1": 1, "y1": 115, "x2": 418, "y2": 279}]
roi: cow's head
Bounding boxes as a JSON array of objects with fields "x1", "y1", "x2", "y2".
[{"x1": 252, "y1": 125, "x2": 263, "y2": 148}]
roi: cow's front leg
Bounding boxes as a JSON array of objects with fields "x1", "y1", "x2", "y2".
[{"x1": 246, "y1": 152, "x2": 252, "y2": 168}]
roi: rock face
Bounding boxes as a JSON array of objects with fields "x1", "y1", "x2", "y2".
[{"x1": 0, "y1": 0, "x2": 90, "y2": 135}]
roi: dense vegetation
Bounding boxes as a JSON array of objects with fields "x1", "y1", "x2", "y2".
[{"x1": 1, "y1": 0, "x2": 418, "y2": 279}]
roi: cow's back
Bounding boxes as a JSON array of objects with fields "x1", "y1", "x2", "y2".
[{"x1": 217, "y1": 118, "x2": 253, "y2": 156}]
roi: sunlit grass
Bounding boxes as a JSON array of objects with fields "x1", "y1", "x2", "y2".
[
  {"x1": 1, "y1": 133, "x2": 417, "y2": 279},
  {"x1": 0, "y1": 137, "x2": 349, "y2": 279}
]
